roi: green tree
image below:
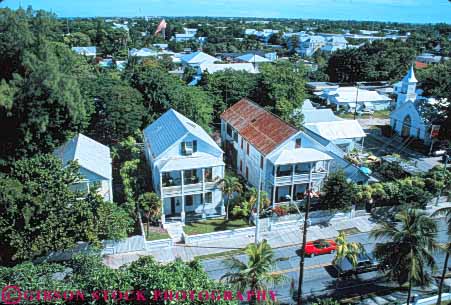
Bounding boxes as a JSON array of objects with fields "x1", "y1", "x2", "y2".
[
  {"x1": 0, "y1": 155, "x2": 131, "y2": 263},
  {"x1": 220, "y1": 174, "x2": 243, "y2": 220},
  {"x1": 371, "y1": 209, "x2": 438, "y2": 305},
  {"x1": 257, "y1": 61, "x2": 306, "y2": 127},
  {"x1": 221, "y1": 240, "x2": 285, "y2": 305},
  {"x1": 320, "y1": 171, "x2": 357, "y2": 210},
  {"x1": 327, "y1": 40, "x2": 415, "y2": 82},
  {"x1": 88, "y1": 76, "x2": 145, "y2": 144},
  {"x1": 431, "y1": 206, "x2": 451, "y2": 305},
  {"x1": 201, "y1": 69, "x2": 257, "y2": 118},
  {"x1": 138, "y1": 192, "x2": 162, "y2": 235}
]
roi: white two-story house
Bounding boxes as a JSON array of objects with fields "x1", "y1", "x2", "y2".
[
  {"x1": 143, "y1": 109, "x2": 225, "y2": 224},
  {"x1": 221, "y1": 98, "x2": 333, "y2": 207}
]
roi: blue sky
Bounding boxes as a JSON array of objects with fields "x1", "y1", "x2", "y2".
[{"x1": 1, "y1": 0, "x2": 450, "y2": 23}]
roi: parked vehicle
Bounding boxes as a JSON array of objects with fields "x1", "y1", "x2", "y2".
[
  {"x1": 305, "y1": 239, "x2": 337, "y2": 257},
  {"x1": 334, "y1": 252, "x2": 379, "y2": 276}
]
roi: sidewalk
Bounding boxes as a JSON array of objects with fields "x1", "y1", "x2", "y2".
[
  {"x1": 103, "y1": 201, "x2": 450, "y2": 269},
  {"x1": 103, "y1": 215, "x2": 375, "y2": 268}
]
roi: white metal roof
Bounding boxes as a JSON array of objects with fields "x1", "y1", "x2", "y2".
[
  {"x1": 198, "y1": 63, "x2": 258, "y2": 74},
  {"x1": 181, "y1": 51, "x2": 219, "y2": 65},
  {"x1": 54, "y1": 134, "x2": 112, "y2": 180},
  {"x1": 236, "y1": 53, "x2": 270, "y2": 63},
  {"x1": 156, "y1": 153, "x2": 224, "y2": 172},
  {"x1": 143, "y1": 109, "x2": 222, "y2": 159},
  {"x1": 304, "y1": 120, "x2": 366, "y2": 140},
  {"x1": 326, "y1": 87, "x2": 391, "y2": 104},
  {"x1": 268, "y1": 148, "x2": 332, "y2": 165}
]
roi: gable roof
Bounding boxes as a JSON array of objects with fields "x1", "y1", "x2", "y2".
[
  {"x1": 305, "y1": 121, "x2": 366, "y2": 140},
  {"x1": 236, "y1": 53, "x2": 270, "y2": 63},
  {"x1": 221, "y1": 98, "x2": 298, "y2": 156},
  {"x1": 181, "y1": 51, "x2": 219, "y2": 65},
  {"x1": 325, "y1": 87, "x2": 391, "y2": 104},
  {"x1": 198, "y1": 63, "x2": 258, "y2": 74},
  {"x1": 54, "y1": 134, "x2": 112, "y2": 180},
  {"x1": 303, "y1": 109, "x2": 339, "y2": 124},
  {"x1": 144, "y1": 109, "x2": 221, "y2": 159}
]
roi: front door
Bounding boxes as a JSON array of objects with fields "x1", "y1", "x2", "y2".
[{"x1": 170, "y1": 197, "x2": 176, "y2": 215}]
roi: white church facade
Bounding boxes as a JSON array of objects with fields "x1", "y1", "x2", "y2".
[{"x1": 390, "y1": 66, "x2": 448, "y2": 145}]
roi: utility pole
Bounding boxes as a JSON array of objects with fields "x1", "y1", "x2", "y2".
[
  {"x1": 297, "y1": 180, "x2": 312, "y2": 305},
  {"x1": 434, "y1": 149, "x2": 449, "y2": 206},
  {"x1": 353, "y1": 83, "x2": 360, "y2": 120},
  {"x1": 255, "y1": 170, "x2": 262, "y2": 244}
]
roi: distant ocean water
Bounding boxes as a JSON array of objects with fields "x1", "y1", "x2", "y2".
[{"x1": 1, "y1": 0, "x2": 450, "y2": 23}]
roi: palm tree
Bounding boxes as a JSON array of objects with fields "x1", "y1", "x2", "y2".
[
  {"x1": 370, "y1": 209, "x2": 438, "y2": 305},
  {"x1": 431, "y1": 206, "x2": 451, "y2": 305},
  {"x1": 220, "y1": 174, "x2": 243, "y2": 220},
  {"x1": 138, "y1": 192, "x2": 161, "y2": 236},
  {"x1": 333, "y1": 232, "x2": 365, "y2": 283},
  {"x1": 221, "y1": 240, "x2": 285, "y2": 305}
]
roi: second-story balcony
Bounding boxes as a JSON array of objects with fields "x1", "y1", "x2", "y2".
[{"x1": 161, "y1": 167, "x2": 221, "y2": 197}]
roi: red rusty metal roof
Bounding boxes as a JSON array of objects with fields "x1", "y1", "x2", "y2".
[{"x1": 220, "y1": 98, "x2": 298, "y2": 155}]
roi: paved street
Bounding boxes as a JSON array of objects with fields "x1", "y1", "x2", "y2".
[{"x1": 201, "y1": 220, "x2": 450, "y2": 304}]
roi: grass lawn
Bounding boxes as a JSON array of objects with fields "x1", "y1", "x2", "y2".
[
  {"x1": 196, "y1": 249, "x2": 245, "y2": 260},
  {"x1": 335, "y1": 110, "x2": 390, "y2": 120},
  {"x1": 183, "y1": 218, "x2": 251, "y2": 235},
  {"x1": 146, "y1": 231, "x2": 170, "y2": 241},
  {"x1": 144, "y1": 224, "x2": 171, "y2": 241}
]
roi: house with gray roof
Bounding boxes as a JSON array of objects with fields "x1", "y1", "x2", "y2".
[
  {"x1": 143, "y1": 109, "x2": 225, "y2": 224},
  {"x1": 71, "y1": 46, "x2": 96, "y2": 57},
  {"x1": 54, "y1": 134, "x2": 113, "y2": 201},
  {"x1": 180, "y1": 51, "x2": 219, "y2": 67}
]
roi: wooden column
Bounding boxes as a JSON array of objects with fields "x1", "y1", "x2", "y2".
[{"x1": 181, "y1": 170, "x2": 185, "y2": 223}]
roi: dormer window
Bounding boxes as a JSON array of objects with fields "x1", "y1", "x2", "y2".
[
  {"x1": 182, "y1": 140, "x2": 197, "y2": 155},
  {"x1": 295, "y1": 138, "x2": 302, "y2": 148}
]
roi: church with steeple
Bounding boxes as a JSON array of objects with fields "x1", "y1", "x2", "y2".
[{"x1": 390, "y1": 66, "x2": 448, "y2": 145}]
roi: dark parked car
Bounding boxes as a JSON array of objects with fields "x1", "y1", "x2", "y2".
[{"x1": 334, "y1": 252, "x2": 379, "y2": 276}]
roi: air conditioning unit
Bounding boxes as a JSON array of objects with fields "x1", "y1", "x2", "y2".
[{"x1": 184, "y1": 147, "x2": 193, "y2": 155}]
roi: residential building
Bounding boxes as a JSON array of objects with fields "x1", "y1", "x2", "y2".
[
  {"x1": 54, "y1": 134, "x2": 113, "y2": 201},
  {"x1": 306, "y1": 82, "x2": 339, "y2": 94},
  {"x1": 236, "y1": 53, "x2": 271, "y2": 65},
  {"x1": 71, "y1": 46, "x2": 96, "y2": 57},
  {"x1": 143, "y1": 109, "x2": 225, "y2": 224},
  {"x1": 180, "y1": 51, "x2": 220, "y2": 67},
  {"x1": 321, "y1": 86, "x2": 392, "y2": 111},
  {"x1": 320, "y1": 36, "x2": 348, "y2": 53},
  {"x1": 301, "y1": 100, "x2": 366, "y2": 154},
  {"x1": 244, "y1": 29, "x2": 279, "y2": 43},
  {"x1": 390, "y1": 67, "x2": 449, "y2": 145},
  {"x1": 197, "y1": 63, "x2": 259, "y2": 75},
  {"x1": 128, "y1": 48, "x2": 158, "y2": 57},
  {"x1": 221, "y1": 98, "x2": 333, "y2": 206},
  {"x1": 298, "y1": 35, "x2": 326, "y2": 56}
]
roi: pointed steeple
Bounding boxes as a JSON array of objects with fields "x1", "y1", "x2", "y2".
[{"x1": 402, "y1": 65, "x2": 417, "y2": 83}]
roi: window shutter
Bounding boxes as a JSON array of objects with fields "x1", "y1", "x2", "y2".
[{"x1": 193, "y1": 140, "x2": 197, "y2": 152}]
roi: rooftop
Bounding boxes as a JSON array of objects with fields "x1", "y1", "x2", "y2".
[
  {"x1": 221, "y1": 98, "x2": 298, "y2": 156},
  {"x1": 144, "y1": 109, "x2": 221, "y2": 159},
  {"x1": 268, "y1": 148, "x2": 332, "y2": 165},
  {"x1": 54, "y1": 134, "x2": 112, "y2": 180}
]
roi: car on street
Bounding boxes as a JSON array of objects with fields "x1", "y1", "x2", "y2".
[
  {"x1": 334, "y1": 252, "x2": 379, "y2": 276},
  {"x1": 304, "y1": 239, "x2": 337, "y2": 257}
]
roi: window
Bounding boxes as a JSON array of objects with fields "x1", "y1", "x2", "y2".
[
  {"x1": 241, "y1": 138, "x2": 244, "y2": 149},
  {"x1": 260, "y1": 156, "x2": 264, "y2": 169},
  {"x1": 205, "y1": 192, "x2": 213, "y2": 203},
  {"x1": 246, "y1": 143, "x2": 250, "y2": 155},
  {"x1": 226, "y1": 123, "x2": 232, "y2": 136},
  {"x1": 186, "y1": 195, "x2": 193, "y2": 206},
  {"x1": 245, "y1": 166, "x2": 249, "y2": 179},
  {"x1": 233, "y1": 130, "x2": 238, "y2": 142},
  {"x1": 181, "y1": 141, "x2": 193, "y2": 155},
  {"x1": 295, "y1": 138, "x2": 302, "y2": 148},
  {"x1": 240, "y1": 160, "x2": 243, "y2": 172},
  {"x1": 193, "y1": 140, "x2": 197, "y2": 152},
  {"x1": 204, "y1": 168, "x2": 213, "y2": 182}
]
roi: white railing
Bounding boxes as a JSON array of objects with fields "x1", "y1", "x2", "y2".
[
  {"x1": 272, "y1": 171, "x2": 328, "y2": 185},
  {"x1": 163, "y1": 180, "x2": 220, "y2": 197},
  {"x1": 183, "y1": 226, "x2": 255, "y2": 245}
]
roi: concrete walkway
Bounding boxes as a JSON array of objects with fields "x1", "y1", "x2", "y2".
[
  {"x1": 104, "y1": 215, "x2": 375, "y2": 268},
  {"x1": 103, "y1": 201, "x2": 451, "y2": 269}
]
